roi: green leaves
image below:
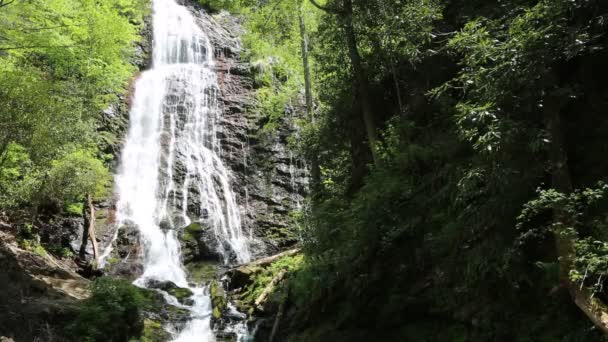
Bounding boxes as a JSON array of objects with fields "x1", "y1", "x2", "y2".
[
  {"x1": 0, "y1": 0, "x2": 147, "y2": 209},
  {"x1": 572, "y1": 238, "x2": 608, "y2": 294},
  {"x1": 43, "y1": 150, "x2": 111, "y2": 206},
  {"x1": 516, "y1": 183, "x2": 608, "y2": 294},
  {"x1": 67, "y1": 277, "x2": 149, "y2": 342}
]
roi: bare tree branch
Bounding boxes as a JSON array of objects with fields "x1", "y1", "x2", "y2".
[
  {"x1": 308, "y1": 0, "x2": 343, "y2": 14},
  {"x1": 14, "y1": 23, "x2": 85, "y2": 32},
  {"x1": 0, "y1": 44, "x2": 78, "y2": 51},
  {"x1": 0, "y1": 0, "x2": 16, "y2": 9}
]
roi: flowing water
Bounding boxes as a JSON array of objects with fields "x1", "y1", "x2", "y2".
[{"x1": 113, "y1": 0, "x2": 251, "y2": 339}]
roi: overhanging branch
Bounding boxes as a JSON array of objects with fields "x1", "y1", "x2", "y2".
[
  {"x1": 308, "y1": 0, "x2": 343, "y2": 14},
  {"x1": 0, "y1": 0, "x2": 15, "y2": 9}
]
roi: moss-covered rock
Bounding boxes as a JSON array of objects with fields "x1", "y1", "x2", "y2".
[
  {"x1": 179, "y1": 221, "x2": 223, "y2": 262},
  {"x1": 185, "y1": 261, "x2": 218, "y2": 285},
  {"x1": 145, "y1": 280, "x2": 194, "y2": 305},
  {"x1": 168, "y1": 287, "x2": 194, "y2": 305},
  {"x1": 162, "y1": 305, "x2": 191, "y2": 322},
  {"x1": 139, "y1": 319, "x2": 171, "y2": 342},
  {"x1": 181, "y1": 222, "x2": 202, "y2": 244},
  {"x1": 210, "y1": 280, "x2": 228, "y2": 320},
  {"x1": 226, "y1": 265, "x2": 263, "y2": 291},
  {"x1": 184, "y1": 222, "x2": 203, "y2": 235},
  {"x1": 139, "y1": 288, "x2": 190, "y2": 330}
]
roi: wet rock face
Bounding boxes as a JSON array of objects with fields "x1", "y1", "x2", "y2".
[
  {"x1": 89, "y1": 9, "x2": 153, "y2": 277},
  {"x1": 99, "y1": 11, "x2": 153, "y2": 168},
  {"x1": 146, "y1": 279, "x2": 195, "y2": 306},
  {"x1": 180, "y1": 222, "x2": 224, "y2": 262},
  {"x1": 191, "y1": 5, "x2": 309, "y2": 258},
  {"x1": 104, "y1": 221, "x2": 143, "y2": 280},
  {"x1": 95, "y1": 2, "x2": 308, "y2": 278}
]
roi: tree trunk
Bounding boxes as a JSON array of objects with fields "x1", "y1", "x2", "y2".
[
  {"x1": 391, "y1": 61, "x2": 404, "y2": 115},
  {"x1": 255, "y1": 269, "x2": 288, "y2": 308},
  {"x1": 545, "y1": 96, "x2": 608, "y2": 334},
  {"x1": 370, "y1": 31, "x2": 404, "y2": 116},
  {"x1": 269, "y1": 283, "x2": 288, "y2": 342},
  {"x1": 80, "y1": 193, "x2": 99, "y2": 266},
  {"x1": 341, "y1": 0, "x2": 379, "y2": 165},
  {"x1": 299, "y1": 8, "x2": 313, "y2": 119},
  {"x1": 298, "y1": 7, "x2": 321, "y2": 192}
]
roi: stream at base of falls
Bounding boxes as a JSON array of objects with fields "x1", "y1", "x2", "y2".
[{"x1": 111, "y1": 0, "x2": 253, "y2": 340}]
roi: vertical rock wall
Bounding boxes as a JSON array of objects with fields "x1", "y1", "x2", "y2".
[
  {"x1": 194, "y1": 8, "x2": 308, "y2": 258},
  {"x1": 99, "y1": 2, "x2": 307, "y2": 278}
]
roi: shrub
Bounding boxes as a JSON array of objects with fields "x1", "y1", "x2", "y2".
[{"x1": 67, "y1": 277, "x2": 149, "y2": 342}]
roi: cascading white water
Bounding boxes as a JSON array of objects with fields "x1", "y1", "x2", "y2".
[{"x1": 113, "y1": 0, "x2": 251, "y2": 340}]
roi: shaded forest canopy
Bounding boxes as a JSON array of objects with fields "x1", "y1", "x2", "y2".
[
  {"x1": 196, "y1": 0, "x2": 608, "y2": 340},
  {"x1": 2, "y1": 0, "x2": 608, "y2": 340}
]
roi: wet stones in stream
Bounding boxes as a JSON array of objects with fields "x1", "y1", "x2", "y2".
[
  {"x1": 140, "y1": 288, "x2": 191, "y2": 335},
  {"x1": 145, "y1": 279, "x2": 195, "y2": 306}
]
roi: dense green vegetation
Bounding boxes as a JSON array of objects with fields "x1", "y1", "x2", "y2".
[
  {"x1": 0, "y1": 2, "x2": 149, "y2": 338},
  {"x1": 0, "y1": 0, "x2": 148, "y2": 213},
  {"x1": 200, "y1": 0, "x2": 608, "y2": 340},
  {"x1": 3, "y1": 0, "x2": 608, "y2": 340},
  {"x1": 67, "y1": 277, "x2": 150, "y2": 342}
]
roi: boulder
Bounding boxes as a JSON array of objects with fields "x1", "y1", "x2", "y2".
[
  {"x1": 210, "y1": 280, "x2": 228, "y2": 321},
  {"x1": 145, "y1": 280, "x2": 194, "y2": 306},
  {"x1": 180, "y1": 222, "x2": 223, "y2": 263}
]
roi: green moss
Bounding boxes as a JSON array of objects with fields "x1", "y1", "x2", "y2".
[
  {"x1": 213, "y1": 306, "x2": 222, "y2": 320},
  {"x1": 65, "y1": 202, "x2": 84, "y2": 216},
  {"x1": 139, "y1": 319, "x2": 170, "y2": 342},
  {"x1": 182, "y1": 222, "x2": 203, "y2": 243},
  {"x1": 107, "y1": 256, "x2": 120, "y2": 265},
  {"x1": 32, "y1": 244, "x2": 47, "y2": 257},
  {"x1": 186, "y1": 261, "x2": 218, "y2": 285},
  {"x1": 185, "y1": 222, "x2": 202, "y2": 234},
  {"x1": 167, "y1": 287, "x2": 193, "y2": 305},
  {"x1": 210, "y1": 280, "x2": 227, "y2": 319},
  {"x1": 19, "y1": 238, "x2": 48, "y2": 257},
  {"x1": 166, "y1": 305, "x2": 190, "y2": 317},
  {"x1": 242, "y1": 255, "x2": 303, "y2": 304}
]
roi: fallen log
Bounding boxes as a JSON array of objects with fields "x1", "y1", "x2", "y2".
[
  {"x1": 255, "y1": 269, "x2": 287, "y2": 308},
  {"x1": 236, "y1": 248, "x2": 300, "y2": 270},
  {"x1": 227, "y1": 249, "x2": 300, "y2": 291}
]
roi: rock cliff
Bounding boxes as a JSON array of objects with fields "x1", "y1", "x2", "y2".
[
  {"x1": 100, "y1": 1, "x2": 307, "y2": 278},
  {"x1": 195, "y1": 7, "x2": 308, "y2": 259}
]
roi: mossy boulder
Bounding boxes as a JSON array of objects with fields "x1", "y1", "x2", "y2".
[
  {"x1": 210, "y1": 280, "x2": 228, "y2": 320},
  {"x1": 186, "y1": 261, "x2": 218, "y2": 285},
  {"x1": 162, "y1": 305, "x2": 191, "y2": 323},
  {"x1": 168, "y1": 287, "x2": 194, "y2": 306},
  {"x1": 179, "y1": 222, "x2": 223, "y2": 262},
  {"x1": 140, "y1": 288, "x2": 190, "y2": 329},
  {"x1": 226, "y1": 265, "x2": 264, "y2": 291},
  {"x1": 139, "y1": 319, "x2": 171, "y2": 342},
  {"x1": 181, "y1": 222, "x2": 203, "y2": 245},
  {"x1": 145, "y1": 280, "x2": 194, "y2": 305}
]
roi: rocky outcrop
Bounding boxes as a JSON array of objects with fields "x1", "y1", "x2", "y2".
[
  {"x1": 146, "y1": 280, "x2": 195, "y2": 306},
  {"x1": 192, "y1": 6, "x2": 308, "y2": 259},
  {"x1": 221, "y1": 249, "x2": 303, "y2": 340},
  {"x1": 93, "y1": 1, "x2": 307, "y2": 278},
  {"x1": 89, "y1": 8, "x2": 154, "y2": 277},
  {"x1": 0, "y1": 231, "x2": 89, "y2": 341},
  {"x1": 210, "y1": 279, "x2": 228, "y2": 320}
]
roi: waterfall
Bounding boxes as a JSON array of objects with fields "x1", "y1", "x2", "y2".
[{"x1": 113, "y1": 0, "x2": 251, "y2": 339}]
